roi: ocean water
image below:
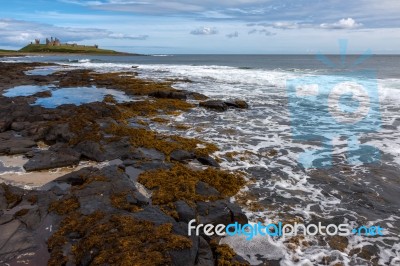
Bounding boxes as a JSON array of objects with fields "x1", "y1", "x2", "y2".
[{"x1": 3, "y1": 54, "x2": 400, "y2": 265}]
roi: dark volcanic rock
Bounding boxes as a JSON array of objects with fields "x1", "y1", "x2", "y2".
[
  {"x1": 45, "y1": 124, "x2": 75, "y2": 143},
  {"x1": 170, "y1": 149, "x2": 196, "y2": 162},
  {"x1": 195, "y1": 237, "x2": 214, "y2": 266},
  {"x1": 135, "y1": 147, "x2": 165, "y2": 161},
  {"x1": 10, "y1": 122, "x2": 29, "y2": 131},
  {"x1": 224, "y1": 99, "x2": 249, "y2": 109},
  {"x1": 0, "y1": 118, "x2": 12, "y2": 133},
  {"x1": 26, "y1": 122, "x2": 50, "y2": 141},
  {"x1": 32, "y1": 90, "x2": 52, "y2": 98},
  {"x1": 170, "y1": 222, "x2": 199, "y2": 266},
  {"x1": 102, "y1": 139, "x2": 135, "y2": 161},
  {"x1": 196, "y1": 156, "x2": 220, "y2": 167},
  {"x1": 175, "y1": 200, "x2": 196, "y2": 223},
  {"x1": 132, "y1": 206, "x2": 175, "y2": 225},
  {"x1": 199, "y1": 100, "x2": 228, "y2": 112},
  {"x1": 0, "y1": 220, "x2": 36, "y2": 262},
  {"x1": 23, "y1": 149, "x2": 80, "y2": 171},
  {"x1": 74, "y1": 140, "x2": 104, "y2": 161},
  {"x1": 149, "y1": 90, "x2": 187, "y2": 100},
  {"x1": 195, "y1": 181, "x2": 220, "y2": 197},
  {"x1": 135, "y1": 161, "x2": 172, "y2": 171},
  {"x1": 197, "y1": 200, "x2": 232, "y2": 226},
  {"x1": 0, "y1": 137, "x2": 37, "y2": 155},
  {"x1": 197, "y1": 200, "x2": 248, "y2": 226}
]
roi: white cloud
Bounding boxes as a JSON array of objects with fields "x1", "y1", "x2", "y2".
[
  {"x1": 226, "y1": 31, "x2": 239, "y2": 38},
  {"x1": 0, "y1": 19, "x2": 149, "y2": 46},
  {"x1": 190, "y1": 26, "x2": 218, "y2": 35},
  {"x1": 272, "y1": 21, "x2": 299, "y2": 30},
  {"x1": 320, "y1": 18, "x2": 363, "y2": 29}
]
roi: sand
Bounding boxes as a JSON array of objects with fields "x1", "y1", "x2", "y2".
[{"x1": 0, "y1": 155, "x2": 109, "y2": 189}]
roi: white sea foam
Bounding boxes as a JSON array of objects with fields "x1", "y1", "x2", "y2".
[{"x1": 58, "y1": 60, "x2": 400, "y2": 265}]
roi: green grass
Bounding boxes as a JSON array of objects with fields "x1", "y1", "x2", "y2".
[
  {"x1": 19, "y1": 44, "x2": 133, "y2": 55},
  {"x1": 0, "y1": 49, "x2": 17, "y2": 53}
]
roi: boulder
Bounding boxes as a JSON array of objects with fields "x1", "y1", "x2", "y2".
[
  {"x1": 199, "y1": 100, "x2": 228, "y2": 112},
  {"x1": 196, "y1": 200, "x2": 248, "y2": 226},
  {"x1": 0, "y1": 118, "x2": 12, "y2": 133},
  {"x1": 0, "y1": 220, "x2": 36, "y2": 262},
  {"x1": 132, "y1": 206, "x2": 175, "y2": 225},
  {"x1": 135, "y1": 161, "x2": 172, "y2": 171},
  {"x1": 135, "y1": 147, "x2": 165, "y2": 161},
  {"x1": 23, "y1": 149, "x2": 80, "y2": 171},
  {"x1": 45, "y1": 124, "x2": 75, "y2": 143},
  {"x1": 101, "y1": 139, "x2": 135, "y2": 161},
  {"x1": 74, "y1": 140, "x2": 104, "y2": 162},
  {"x1": 195, "y1": 237, "x2": 214, "y2": 266},
  {"x1": 10, "y1": 122, "x2": 29, "y2": 132},
  {"x1": 170, "y1": 222, "x2": 199, "y2": 266},
  {"x1": 170, "y1": 150, "x2": 196, "y2": 162},
  {"x1": 196, "y1": 200, "x2": 232, "y2": 226},
  {"x1": 196, "y1": 156, "x2": 220, "y2": 167},
  {"x1": 125, "y1": 166, "x2": 144, "y2": 182},
  {"x1": 224, "y1": 99, "x2": 249, "y2": 109},
  {"x1": 32, "y1": 91, "x2": 52, "y2": 98},
  {"x1": 0, "y1": 138, "x2": 36, "y2": 155},
  {"x1": 195, "y1": 181, "x2": 220, "y2": 197},
  {"x1": 148, "y1": 90, "x2": 187, "y2": 100},
  {"x1": 175, "y1": 200, "x2": 196, "y2": 223}
]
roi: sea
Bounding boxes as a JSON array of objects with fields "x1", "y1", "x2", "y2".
[{"x1": 2, "y1": 54, "x2": 400, "y2": 265}]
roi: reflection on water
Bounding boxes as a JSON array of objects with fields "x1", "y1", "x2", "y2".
[
  {"x1": 3, "y1": 85, "x2": 53, "y2": 97},
  {"x1": 3, "y1": 85, "x2": 133, "y2": 108},
  {"x1": 24, "y1": 66, "x2": 62, "y2": 76},
  {"x1": 33, "y1": 86, "x2": 132, "y2": 108}
]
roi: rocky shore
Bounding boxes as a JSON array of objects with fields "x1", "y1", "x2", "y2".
[{"x1": 0, "y1": 62, "x2": 253, "y2": 265}]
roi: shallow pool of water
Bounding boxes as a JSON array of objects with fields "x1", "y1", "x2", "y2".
[
  {"x1": 33, "y1": 86, "x2": 132, "y2": 108},
  {"x1": 24, "y1": 66, "x2": 61, "y2": 76},
  {"x1": 2, "y1": 85, "x2": 54, "y2": 97}
]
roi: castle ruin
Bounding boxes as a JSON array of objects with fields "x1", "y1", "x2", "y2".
[
  {"x1": 31, "y1": 38, "x2": 99, "y2": 49},
  {"x1": 45, "y1": 37, "x2": 61, "y2": 46}
]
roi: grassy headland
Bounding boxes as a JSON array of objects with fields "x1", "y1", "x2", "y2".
[{"x1": 19, "y1": 44, "x2": 135, "y2": 55}]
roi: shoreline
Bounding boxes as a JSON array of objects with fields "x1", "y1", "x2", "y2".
[
  {"x1": 0, "y1": 60, "x2": 253, "y2": 265},
  {"x1": 0, "y1": 51, "x2": 143, "y2": 58}
]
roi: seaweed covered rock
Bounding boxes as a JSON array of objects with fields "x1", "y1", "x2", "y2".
[{"x1": 149, "y1": 90, "x2": 188, "y2": 100}]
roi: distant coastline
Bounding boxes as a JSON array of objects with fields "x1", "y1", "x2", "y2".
[{"x1": 0, "y1": 39, "x2": 139, "y2": 56}]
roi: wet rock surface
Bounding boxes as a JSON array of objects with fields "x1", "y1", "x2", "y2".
[
  {"x1": 199, "y1": 99, "x2": 249, "y2": 111},
  {"x1": 0, "y1": 62, "x2": 249, "y2": 265},
  {"x1": 199, "y1": 100, "x2": 229, "y2": 112}
]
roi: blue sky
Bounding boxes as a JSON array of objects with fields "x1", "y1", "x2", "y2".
[{"x1": 0, "y1": 0, "x2": 399, "y2": 54}]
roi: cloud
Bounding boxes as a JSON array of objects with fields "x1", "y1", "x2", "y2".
[
  {"x1": 226, "y1": 31, "x2": 239, "y2": 38},
  {"x1": 320, "y1": 18, "x2": 363, "y2": 29},
  {"x1": 259, "y1": 29, "x2": 276, "y2": 36},
  {"x1": 108, "y1": 33, "x2": 148, "y2": 40},
  {"x1": 248, "y1": 29, "x2": 257, "y2": 34},
  {"x1": 272, "y1": 21, "x2": 300, "y2": 30},
  {"x1": 58, "y1": 0, "x2": 398, "y2": 30},
  {"x1": 0, "y1": 19, "x2": 148, "y2": 46},
  {"x1": 190, "y1": 26, "x2": 218, "y2": 35}
]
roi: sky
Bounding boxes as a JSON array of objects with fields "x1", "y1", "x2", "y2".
[{"x1": 0, "y1": 0, "x2": 399, "y2": 54}]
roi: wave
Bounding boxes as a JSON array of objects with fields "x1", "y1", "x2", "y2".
[{"x1": 151, "y1": 54, "x2": 173, "y2": 57}]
